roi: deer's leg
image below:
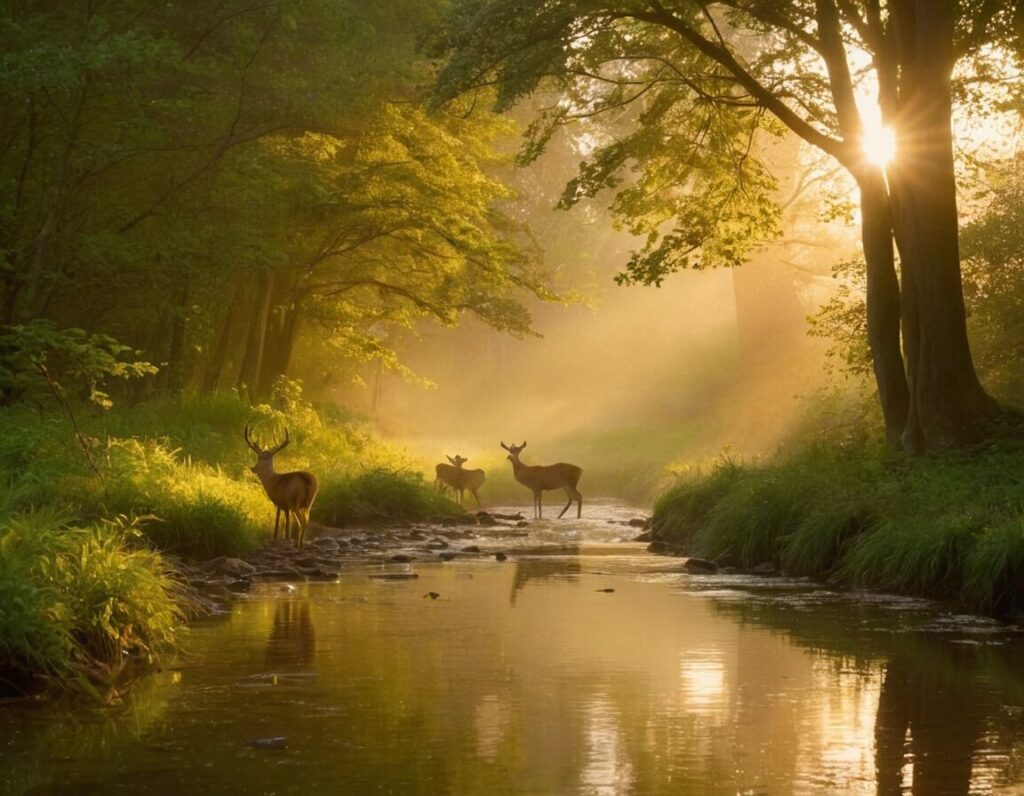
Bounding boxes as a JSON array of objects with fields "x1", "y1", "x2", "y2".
[
  {"x1": 274, "y1": 507, "x2": 281, "y2": 540},
  {"x1": 457, "y1": 487, "x2": 464, "y2": 506},
  {"x1": 296, "y1": 509, "x2": 307, "y2": 548},
  {"x1": 557, "y1": 488, "x2": 574, "y2": 519},
  {"x1": 284, "y1": 510, "x2": 292, "y2": 544},
  {"x1": 535, "y1": 490, "x2": 543, "y2": 518},
  {"x1": 471, "y1": 489, "x2": 481, "y2": 508},
  {"x1": 576, "y1": 489, "x2": 582, "y2": 519}
]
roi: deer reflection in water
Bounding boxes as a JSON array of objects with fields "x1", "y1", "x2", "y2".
[
  {"x1": 265, "y1": 601, "x2": 317, "y2": 668},
  {"x1": 510, "y1": 553, "x2": 581, "y2": 605}
]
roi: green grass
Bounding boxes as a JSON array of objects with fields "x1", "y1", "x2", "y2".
[
  {"x1": 316, "y1": 469, "x2": 462, "y2": 526},
  {"x1": 652, "y1": 439, "x2": 1024, "y2": 615},
  {"x1": 0, "y1": 391, "x2": 473, "y2": 558},
  {"x1": 0, "y1": 389, "x2": 469, "y2": 697},
  {"x1": 0, "y1": 510, "x2": 181, "y2": 700}
]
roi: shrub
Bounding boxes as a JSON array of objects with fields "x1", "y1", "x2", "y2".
[{"x1": 0, "y1": 511, "x2": 181, "y2": 699}]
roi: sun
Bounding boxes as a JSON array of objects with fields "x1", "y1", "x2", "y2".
[{"x1": 862, "y1": 122, "x2": 896, "y2": 167}]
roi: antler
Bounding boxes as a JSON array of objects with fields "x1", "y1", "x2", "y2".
[
  {"x1": 243, "y1": 424, "x2": 262, "y2": 453},
  {"x1": 266, "y1": 427, "x2": 291, "y2": 455}
]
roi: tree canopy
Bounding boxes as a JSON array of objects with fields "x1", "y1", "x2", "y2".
[
  {"x1": 1, "y1": 0, "x2": 556, "y2": 402},
  {"x1": 434, "y1": 0, "x2": 1024, "y2": 449}
]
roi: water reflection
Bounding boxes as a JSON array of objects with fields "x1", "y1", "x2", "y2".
[
  {"x1": 7, "y1": 559, "x2": 1024, "y2": 794},
  {"x1": 874, "y1": 643, "x2": 986, "y2": 795},
  {"x1": 264, "y1": 600, "x2": 316, "y2": 668},
  {"x1": 509, "y1": 552, "x2": 581, "y2": 604}
]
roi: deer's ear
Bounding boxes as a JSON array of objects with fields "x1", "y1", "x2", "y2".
[
  {"x1": 521, "y1": 441, "x2": 527, "y2": 449},
  {"x1": 447, "y1": 455, "x2": 456, "y2": 464},
  {"x1": 500, "y1": 441, "x2": 509, "y2": 451}
]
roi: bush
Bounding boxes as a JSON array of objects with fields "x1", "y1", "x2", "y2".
[
  {"x1": 0, "y1": 510, "x2": 181, "y2": 699},
  {"x1": 315, "y1": 469, "x2": 462, "y2": 526}
]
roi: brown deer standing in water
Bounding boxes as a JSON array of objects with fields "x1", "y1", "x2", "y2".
[
  {"x1": 434, "y1": 454, "x2": 486, "y2": 507},
  {"x1": 244, "y1": 425, "x2": 318, "y2": 547},
  {"x1": 501, "y1": 441, "x2": 582, "y2": 519}
]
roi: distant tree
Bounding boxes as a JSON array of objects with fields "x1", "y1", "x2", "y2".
[{"x1": 434, "y1": 0, "x2": 1023, "y2": 450}]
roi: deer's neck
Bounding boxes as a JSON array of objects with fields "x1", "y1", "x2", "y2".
[
  {"x1": 511, "y1": 457, "x2": 529, "y2": 481},
  {"x1": 254, "y1": 463, "x2": 280, "y2": 493}
]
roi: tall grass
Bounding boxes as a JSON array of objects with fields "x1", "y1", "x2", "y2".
[
  {"x1": 652, "y1": 439, "x2": 1024, "y2": 615},
  {"x1": 0, "y1": 510, "x2": 181, "y2": 699},
  {"x1": 0, "y1": 391, "x2": 464, "y2": 558}
]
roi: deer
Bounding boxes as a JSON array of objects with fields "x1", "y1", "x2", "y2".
[
  {"x1": 434, "y1": 454, "x2": 486, "y2": 507},
  {"x1": 501, "y1": 441, "x2": 582, "y2": 519},
  {"x1": 244, "y1": 425, "x2": 318, "y2": 548}
]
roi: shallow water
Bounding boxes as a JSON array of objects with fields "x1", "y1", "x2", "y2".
[{"x1": 5, "y1": 501, "x2": 1024, "y2": 795}]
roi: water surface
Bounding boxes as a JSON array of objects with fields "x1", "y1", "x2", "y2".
[{"x1": 4, "y1": 501, "x2": 1024, "y2": 795}]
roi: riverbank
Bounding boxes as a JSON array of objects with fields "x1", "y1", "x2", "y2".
[
  {"x1": 649, "y1": 437, "x2": 1024, "y2": 616},
  {"x1": 0, "y1": 392, "x2": 466, "y2": 700}
]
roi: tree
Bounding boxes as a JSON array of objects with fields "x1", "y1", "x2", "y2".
[
  {"x1": 1, "y1": 0, "x2": 557, "y2": 401},
  {"x1": 434, "y1": 0, "x2": 1022, "y2": 449}
]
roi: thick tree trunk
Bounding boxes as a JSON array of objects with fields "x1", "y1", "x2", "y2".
[
  {"x1": 887, "y1": 0, "x2": 996, "y2": 450},
  {"x1": 236, "y1": 269, "x2": 274, "y2": 402},
  {"x1": 857, "y1": 170, "x2": 909, "y2": 445}
]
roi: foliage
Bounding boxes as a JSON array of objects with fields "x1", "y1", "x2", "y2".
[
  {"x1": 960, "y1": 156, "x2": 1024, "y2": 403},
  {"x1": 652, "y1": 435, "x2": 1024, "y2": 615},
  {"x1": 434, "y1": 1, "x2": 784, "y2": 287},
  {"x1": 0, "y1": 320, "x2": 156, "y2": 408},
  {"x1": 0, "y1": 0, "x2": 557, "y2": 403},
  {"x1": 0, "y1": 510, "x2": 181, "y2": 699},
  {"x1": 316, "y1": 469, "x2": 462, "y2": 526},
  {"x1": 812, "y1": 153, "x2": 1024, "y2": 406}
]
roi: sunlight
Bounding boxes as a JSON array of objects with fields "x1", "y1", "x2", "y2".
[{"x1": 861, "y1": 122, "x2": 896, "y2": 168}]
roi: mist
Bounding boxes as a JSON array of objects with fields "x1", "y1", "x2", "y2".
[{"x1": 337, "y1": 131, "x2": 860, "y2": 502}]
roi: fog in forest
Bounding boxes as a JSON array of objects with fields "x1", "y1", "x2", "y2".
[{"x1": 335, "y1": 131, "x2": 861, "y2": 489}]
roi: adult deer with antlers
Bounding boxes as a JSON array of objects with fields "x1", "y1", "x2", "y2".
[
  {"x1": 434, "y1": 454, "x2": 486, "y2": 507},
  {"x1": 501, "y1": 441, "x2": 582, "y2": 519},
  {"x1": 244, "y1": 425, "x2": 318, "y2": 548}
]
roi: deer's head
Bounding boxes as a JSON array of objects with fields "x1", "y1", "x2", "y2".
[
  {"x1": 446, "y1": 454, "x2": 468, "y2": 468},
  {"x1": 500, "y1": 441, "x2": 526, "y2": 463},
  {"x1": 244, "y1": 424, "x2": 291, "y2": 477}
]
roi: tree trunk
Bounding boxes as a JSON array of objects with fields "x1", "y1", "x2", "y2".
[
  {"x1": 203, "y1": 281, "x2": 246, "y2": 393},
  {"x1": 887, "y1": 0, "x2": 996, "y2": 450},
  {"x1": 236, "y1": 269, "x2": 274, "y2": 402},
  {"x1": 165, "y1": 280, "x2": 191, "y2": 393},
  {"x1": 256, "y1": 302, "x2": 301, "y2": 398},
  {"x1": 857, "y1": 169, "x2": 909, "y2": 445}
]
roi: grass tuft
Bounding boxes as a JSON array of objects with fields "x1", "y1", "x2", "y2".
[{"x1": 652, "y1": 438, "x2": 1024, "y2": 615}]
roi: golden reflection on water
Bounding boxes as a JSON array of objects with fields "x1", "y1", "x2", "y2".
[{"x1": 6, "y1": 558, "x2": 1024, "y2": 795}]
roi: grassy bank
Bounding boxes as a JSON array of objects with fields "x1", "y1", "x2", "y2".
[
  {"x1": 1, "y1": 391, "x2": 462, "y2": 558},
  {"x1": 651, "y1": 437, "x2": 1024, "y2": 616},
  {"x1": 0, "y1": 510, "x2": 181, "y2": 700},
  {"x1": 0, "y1": 391, "x2": 460, "y2": 696}
]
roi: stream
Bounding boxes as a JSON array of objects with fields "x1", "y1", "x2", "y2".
[{"x1": 4, "y1": 500, "x2": 1024, "y2": 795}]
